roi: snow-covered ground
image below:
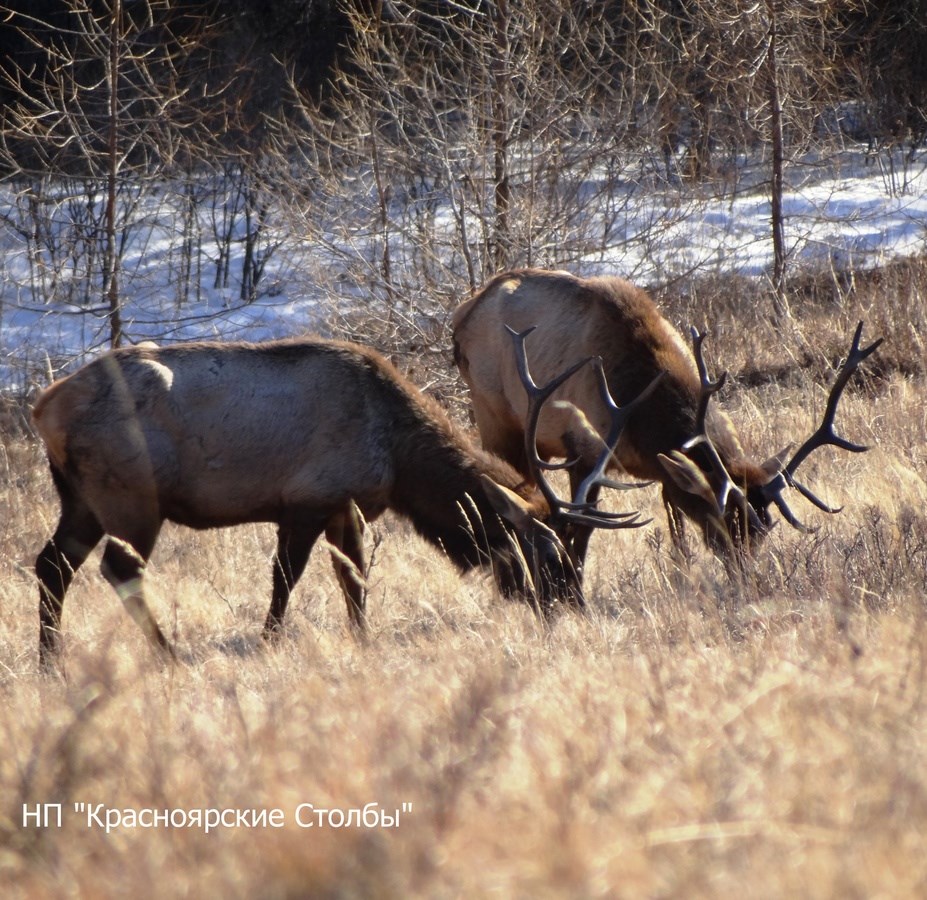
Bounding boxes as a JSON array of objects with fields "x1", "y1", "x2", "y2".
[
  {"x1": 1, "y1": 149, "x2": 925, "y2": 392},
  {"x1": 583, "y1": 153, "x2": 927, "y2": 279}
]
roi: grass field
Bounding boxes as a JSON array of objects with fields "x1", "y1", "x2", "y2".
[{"x1": 1, "y1": 263, "x2": 926, "y2": 898}]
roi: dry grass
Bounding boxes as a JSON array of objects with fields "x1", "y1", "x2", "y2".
[{"x1": 1, "y1": 264, "x2": 926, "y2": 898}]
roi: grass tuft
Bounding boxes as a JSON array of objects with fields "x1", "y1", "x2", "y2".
[{"x1": 2, "y1": 263, "x2": 926, "y2": 896}]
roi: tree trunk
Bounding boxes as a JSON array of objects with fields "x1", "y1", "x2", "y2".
[
  {"x1": 767, "y1": 0, "x2": 788, "y2": 317},
  {"x1": 104, "y1": 0, "x2": 124, "y2": 347},
  {"x1": 491, "y1": 0, "x2": 510, "y2": 270}
]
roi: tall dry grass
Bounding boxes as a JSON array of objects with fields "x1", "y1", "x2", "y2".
[{"x1": 1, "y1": 263, "x2": 926, "y2": 898}]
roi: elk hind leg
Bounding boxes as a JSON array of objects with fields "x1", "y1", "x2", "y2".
[
  {"x1": 472, "y1": 405, "x2": 528, "y2": 475},
  {"x1": 35, "y1": 469, "x2": 105, "y2": 665},
  {"x1": 100, "y1": 526, "x2": 171, "y2": 658}
]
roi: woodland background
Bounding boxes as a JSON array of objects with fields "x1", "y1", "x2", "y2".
[
  {"x1": 0, "y1": 1, "x2": 924, "y2": 393},
  {"x1": 1, "y1": 4, "x2": 926, "y2": 897}
]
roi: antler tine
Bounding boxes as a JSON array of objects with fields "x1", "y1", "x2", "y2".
[
  {"x1": 691, "y1": 327, "x2": 728, "y2": 434},
  {"x1": 506, "y1": 325, "x2": 651, "y2": 530},
  {"x1": 560, "y1": 510, "x2": 653, "y2": 530},
  {"x1": 761, "y1": 321, "x2": 881, "y2": 530},
  {"x1": 769, "y1": 494, "x2": 815, "y2": 533},
  {"x1": 784, "y1": 321, "x2": 883, "y2": 479},
  {"x1": 683, "y1": 327, "x2": 748, "y2": 522},
  {"x1": 572, "y1": 358, "x2": 663, "y2": 509},
  {"x1": 506, "y1": 325, "x2": 595, "y2": 514}
]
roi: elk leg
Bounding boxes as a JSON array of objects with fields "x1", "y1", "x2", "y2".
[
  {"x1": 100, "y1": 528, "x2": 171, "y2": 658},
  {"x1": 325, "y1": 503, "x2": 367, "y2": 630},
  {"x1": 35, "y1": 471, "x2": 105, "y2": 666},
  {"x1": 264, "y1": 519, "x2": 325, "y2": 638},
  {"x1": 567, "y1": 464, "x2": 598, "y2": 580}
]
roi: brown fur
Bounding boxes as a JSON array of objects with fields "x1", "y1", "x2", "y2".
[
  {"x1": 33, "y1": 335, "x2": 580, "y2": 665},
  {"x1": 452, "y1": 269, "x2": 776, "y2": 556}
]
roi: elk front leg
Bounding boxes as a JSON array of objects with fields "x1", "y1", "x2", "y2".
[
  {"x1": 567, "y1": 463, "x2": 599, "y2": 582},
  {"x1": 264, "y1": 518, "x2": 326, "y2": 638},
  {"x1": 325, "y1": 503, "x2": 367, "y2": 630}
]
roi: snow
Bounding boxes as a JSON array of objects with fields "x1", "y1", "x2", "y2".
[{"x1": 1, "y1": 148, "x2": 925, "y2": 392}]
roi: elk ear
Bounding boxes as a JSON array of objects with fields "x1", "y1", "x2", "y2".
[
  {"x1": 658, "y1": 451, "x2": 720, "y2": 511},
  {"x1": 479, "y1": 474, "x2": 535, "y2": 529},
  {"x1": 760, "y1": 444, "x2": 794, "y2": 479}
]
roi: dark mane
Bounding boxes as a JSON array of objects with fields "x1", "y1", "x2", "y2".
[{"x1": 360, "y1": 348, "x2": 539, "y2": 571}]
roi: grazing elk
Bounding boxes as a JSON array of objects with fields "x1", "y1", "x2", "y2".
[
  {"x1": 32, "y1": 335, "x2": 643, "y2": 665},
  {"x1": 452, "y1": 268, "x2": 882, "y2": 569}
]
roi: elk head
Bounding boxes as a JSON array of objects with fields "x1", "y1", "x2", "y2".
[{"x1": 657, "y1": 322, "x2": 883, "y2": 555}]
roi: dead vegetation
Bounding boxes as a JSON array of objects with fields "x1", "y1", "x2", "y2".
[{"x1": 1, "y1": 261, "x2": 926, "y2": 898}]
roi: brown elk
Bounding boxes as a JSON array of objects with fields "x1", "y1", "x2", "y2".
[
  {"x1": 452, "y1": 268, "x2": 882, "y2": 570},
  {"x1": 32, "y1": 334, "x2": 644, "y2": 665}
]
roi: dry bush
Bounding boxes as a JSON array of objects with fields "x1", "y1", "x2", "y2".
[
  {"x1": 659, "y1": 254, "x2": 927, "y2": 379},
  {"x1": 1, "y1": 282, "x2": 926, "y2": 898}
]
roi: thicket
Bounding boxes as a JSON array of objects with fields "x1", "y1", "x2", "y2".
[{"x1": 0, "y1": 0, "x2": 924, "y2": 369}]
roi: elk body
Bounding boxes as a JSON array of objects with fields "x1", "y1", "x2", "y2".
[
  {"x1": 452, "y1": 268, "x2": 882, "y2": 567},
  {"x1": 33, "y1": 335, "x2": 630, "y2": 665}
]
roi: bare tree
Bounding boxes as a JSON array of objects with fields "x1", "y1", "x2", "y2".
[
  {"x1": 657, "y1": 0, "x2": 864, "y2": 313},
  {"x1": 281, "y1": 1, "x2": 669, "y2": 331},
  {"x1": 0, "y1": 0, "x2": 214, "y2": 346},
  {"x1": 838, "y1": 1, "x2": 927, "y2": 195}
]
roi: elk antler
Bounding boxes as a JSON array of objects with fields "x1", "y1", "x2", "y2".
[
  {"x1": 571, "y1": 357, "x2": 664, "y2": 508},
  {"x1": 691, "y1": 327, "x2": 727, "y2": 435},
  {"x1": 506, "y1": 325, "x2": 652, "y2": 530},
  {"x1": 761, "y1": 321, "x2": 883, "y2": 530},
  {"x1": 681, "y1": 328, "x2": 765, "y2": 529}
]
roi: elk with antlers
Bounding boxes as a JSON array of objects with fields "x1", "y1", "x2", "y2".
[
  {"x1": 452, "y1": 269, "x2": 882, "y2": 568},
  {"x1": 32, "y1": 333, "x2": 648, "y2": 665}
]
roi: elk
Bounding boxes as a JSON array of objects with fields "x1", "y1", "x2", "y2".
[
  {"x1": 452, "y1": 268, "x2": 882, "y2": 569},
  {"x1": 32, "y1": 334, "x2": 643, "y2": 665}
]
